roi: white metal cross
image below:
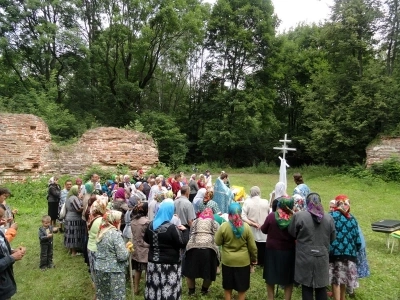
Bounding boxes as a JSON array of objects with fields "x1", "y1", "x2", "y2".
[{"x1": 273, "y1": 134, "x2": 296, "y2": 160}]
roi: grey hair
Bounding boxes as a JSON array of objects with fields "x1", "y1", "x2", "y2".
[{"x1": 250, "y1": 186, "x2": 261, "y2": 197}]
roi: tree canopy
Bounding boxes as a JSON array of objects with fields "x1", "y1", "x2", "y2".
[{"x1": 0, "y1": 0, "x2": 399, "y2": 167}]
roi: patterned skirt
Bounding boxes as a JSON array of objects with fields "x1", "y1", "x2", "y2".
[
  {"x1": 95, "y1": 271, "x2": 126, "y2": 300},
  {"x1": 145, "y1": 262, "x2": 181, "y2": 300},
  {"x1": 64, "y1": 219, "x2": 86, "y2": 249},
  {"x1": 88, "y1": 249, "x2": 97, "y2": 283},
  {"x1": 329, "y1": 259, "x2": 358, "y2": 288},
  {"x1": 357, "y1": 248, "x2": 370, "y2": 278}
]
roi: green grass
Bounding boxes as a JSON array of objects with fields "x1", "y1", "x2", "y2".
[{"x1": 6, "y1": 172, "x2": 400, "y2": 299}]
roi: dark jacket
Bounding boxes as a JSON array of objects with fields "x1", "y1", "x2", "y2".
[
  {"x1": 288, "y1": 211, "x2": 336, "y2": 288},
  {"x1": 47, "y1": 183, "x2": 61, "y2": 203},
  {"x1": 0, "y1": 231, "x2": 16, "y2": 300},
  {"x1": 39, "y1": 226, "x2": 54, "y2": 244},
  {"x1": 143, "y1": 221, "x2": 189, "y2": 264}
]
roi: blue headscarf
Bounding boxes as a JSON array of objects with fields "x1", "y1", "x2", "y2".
[
  {"x1": 152, "y1": 198, "x2": 174, "y2": 230},
  {"x1": 228, "y1": 202, "x2": 244, "y2": 238}
]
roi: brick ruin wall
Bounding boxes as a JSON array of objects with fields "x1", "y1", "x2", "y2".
[
  {"x1": 366, "y1": 137, "x2": 400, "y2": 167},
  {"x1": 0, "y1": 113, "x2": 159, "y2": 183}
]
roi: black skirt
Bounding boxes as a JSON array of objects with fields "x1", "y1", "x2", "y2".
[
  {"x1": 256, "y1": 241, "x2": 266, "y2": 265},
  {"x1": 48, "y1": 201, "x2": 59, "y2": 221},
  {"x1": 263, "y1": 248, "x2": 295, "y2": 285},
  {"x1": 221, "y1": 264, "x2": 250, "y2": 292},
  {"x1": 183, "y1": 248, "x2": 218, "y2": 281}
]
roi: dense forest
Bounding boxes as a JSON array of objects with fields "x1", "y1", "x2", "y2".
[{"x1": 0, "y1": 0, "x2": 399, "y2": 167}]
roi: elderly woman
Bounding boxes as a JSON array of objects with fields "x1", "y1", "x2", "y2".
[
  {"x1": 47, "y1": 176, "x2": 61, "y2": 227},
  {"x1": 261, "y1": 197, "x2": 296, "y2": 300},
  {"x1": 271, "y1": 182, "x2": 288, "y2": 212},
  {"x1": 143, "y1": 199, "x2": 189, "y2": 300},
  {"x1": 215, "y1": 202, "x2": 257, "y2": 300},
  {"x1": 64, "y1": 185, "x2": 86, "y2": 256},
  {"x1": 192, "y1": 188, "x2": 207, "y2": 216},
  {"x1": 241, "y1": 186, "x2": 270, "y2": 268},
  {"x1": 197, "y1": 190, "x2": 221, "y2": 215},
  {"x1": 112, "y1": 188, "x2": 129, "y2": 232},
  {"x1": 289, "y1": 193, "x2": 336, "y2": 300},
  {"x1": 130, "y1": 202, "x2": 150, "y2": 295},
  {"x1": 329, "y1": 195, "x2": 361, "y2": 300},
  {"x1": 183, "y1": 208, "x2": 220, "y2": 296},
  {"x1": 87, "y1": 197, "x2": 107, "y2": 293},
  {"x1": 95, "y1": 210, "x2": 130, "y2": 300}
]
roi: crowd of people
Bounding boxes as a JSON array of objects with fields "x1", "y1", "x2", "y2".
[{"x1": 0, "y1": 171, "x2": 370, "y2": 300}]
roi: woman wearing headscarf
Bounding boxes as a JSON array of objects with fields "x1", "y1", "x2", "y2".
[
  {"x1": 197, "y1": 190, "x2": 221, "y2": 215},
  {"x1": 192, "y1": 188, "x2": 207, "y2": 216},
  {"x1": 271, "y1": 182, "x2": 288, "y2": 212},
  {"x1": 261, "y1": 197, "x2": 296, "y2": 300},
  {"x1": 87, "y1": 197, "x2": 107, "y2": 292},
  {"x1": 47, "y1": 176, "x2": 61, "y2": 227},
  {"x1": 94, "y1": 210, "x2": 130, "y2": 300},
  {"x1": 288, "y1": 193, "x2": 336, "y2": 300},
  {"x1": 64, "y1": 185, "x2": 86, "y2": 256},
  {"x1": 130, "y1": 202, "x2": 150, "y2": 295},
  {"x1": 112, "y1": 187, "x2": 129, "y2": 233},
  {"x1": 143, "y1": 199, "x2": 189, "y2": 300},
  {"x1": 215, "y1": 202, "x2": 257, "y2": 300},
  {"x1": 329, "y1": 195, "x2": 361, "y2": 300},
  {"x1": 241, "y1": 186, "x2": 270, "y2": 269},
  {"x1": 183, "y1": 208, "x2": 220, "y2": 296}
]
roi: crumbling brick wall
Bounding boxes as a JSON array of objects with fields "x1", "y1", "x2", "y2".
[
  {"x1": 0, "y1": 113, "x2": 159, "y2": 183},
  {"x1": 366, "y1": 137, "x2": 400, "y2": 167}
]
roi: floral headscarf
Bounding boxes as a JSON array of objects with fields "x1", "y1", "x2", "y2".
[
  {"x1": 334, "y1": 194, "x2": 351, "y2": 219},
  {"x1": 199, "y1": 208, "x2": 214, "y2": 220},
  {"x1": 275, "y1": 197, "x2": 294, "y2": 229},
  {"x1": 96, "y1": 210, "x2": 122, "y2": 242},
  {"x1": 228, "y1": 202, "x2": 244, "y2": 238},
  {"x1": 306, "y1": 193, "x2": 325, "y2": 223}
]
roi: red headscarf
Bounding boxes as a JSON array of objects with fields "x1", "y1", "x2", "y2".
[{"x1": 334, "y1": 194, "x2": 351, "y2": 219}]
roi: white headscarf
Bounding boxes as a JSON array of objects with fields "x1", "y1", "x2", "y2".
[
  {"x1": 274, "y1": 182, "x2": 287, "y2": 199},
  {"x1": 193, "y1": 188, "x2": 207, "y2": 212}
]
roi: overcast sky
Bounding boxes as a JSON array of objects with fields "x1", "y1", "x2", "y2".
[
  {"x1": 204, "y1": 0, "x2": 334, "y2": 32},
  {"x1": 272, "y1": 0, "x2": 333, "y2": 32}
]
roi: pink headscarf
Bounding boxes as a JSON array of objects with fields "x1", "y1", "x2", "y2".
[
  {"x1": 199, "y1": 208, "x2": 214, "y2": 220},
  {"x1": 114, "y1": 188, "x2": 126, "y2": 200}
]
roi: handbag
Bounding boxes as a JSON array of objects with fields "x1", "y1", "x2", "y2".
[{"x1": 59, "y1": 202, "x2": 67, "y2": 220}]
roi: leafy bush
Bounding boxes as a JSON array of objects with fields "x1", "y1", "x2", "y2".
[
  {"x1": 145, "y1": 163, "x2": 171, "y2": 178},
  {"x1": 83, "y1": 165, "x2": 117, "y2": 182},
  {"x1": 370, "y1": 157, "x2": 400, "y2": 182}
]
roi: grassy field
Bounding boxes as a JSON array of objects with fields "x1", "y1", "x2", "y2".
[{"x1": 5, "y1": 172, "x2": 400, "y2": 300}]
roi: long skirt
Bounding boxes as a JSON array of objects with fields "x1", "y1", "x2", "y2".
[
  {"x1": 87, "y1": 249, "x2": 96, "y2": 283},
  {"x1": 263, "y1": 248, "x2": 295, "y2": 285},
  {"x1": 48, "y1": 201, "x2": 59, "y2": 221},
  {"x1": 182, "y1": 248, "x2": 218, "y2": 281},
  {"x1": 64, "y1": 219, "x2": 86, "y2": 249},
  {"x1": 329, "y1": 259, "x2": 358, "y2": 289},
  {"x1": 145, "y1": 262, "x2": 182, "y2": 300},
  {"x1": 95, "y1": 271, "x2": 126, "y2": 300}
]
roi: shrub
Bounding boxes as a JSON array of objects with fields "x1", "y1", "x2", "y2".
[
  {"x1": 370, "y1": 157, "x2": 400, "y2": 182},
  {"x1": 146, "y1": 163, "x2": 171, "y2": 178}
]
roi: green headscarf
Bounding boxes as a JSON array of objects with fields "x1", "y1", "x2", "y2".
[
  {"x1": 85, "y1": 182, "x2": 94, "y2": 194},
  {"x1": 275, "y1": 196, "x2": 294, "y2": 229},
  {"x1": 67, "y1": 185, "x2": 79, "y2": 198}
]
